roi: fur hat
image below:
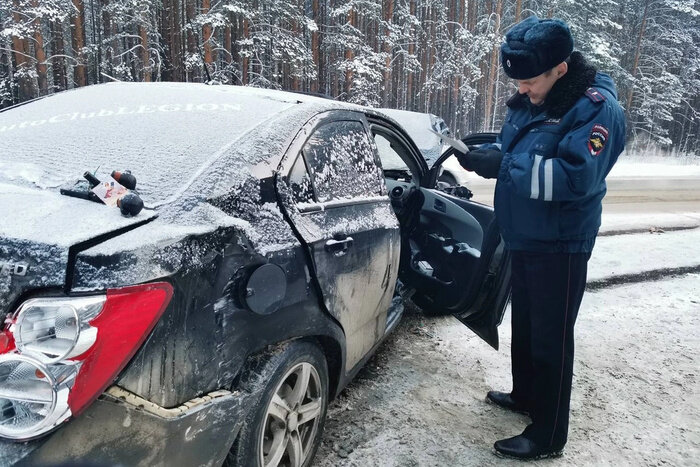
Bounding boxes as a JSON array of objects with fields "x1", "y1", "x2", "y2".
[{"x1": 500, "y1": 16, "x2": 574, "y2": 79}]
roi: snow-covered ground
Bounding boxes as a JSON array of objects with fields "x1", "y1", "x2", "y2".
[
  {"x1": 609, "y1": 157, "x2": 700, "y2": 178},
  {"x1": 316, "y1": 209, "x2": 700, "y2": 466},
  {"x1": 590, "y1": 227, "x2": 700, "y2": 282},
  {"x1": 600, "y1": 211, "x2": 700, "y2": 234}
]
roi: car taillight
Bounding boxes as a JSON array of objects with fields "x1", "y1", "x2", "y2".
[
  {"x1": 13, "y1": 296, "x2": 105, "y2": 364},
  {"x1": 0, "y1": 282, "x2": 173, "y2": 440}
]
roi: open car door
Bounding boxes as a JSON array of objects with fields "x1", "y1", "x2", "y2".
[{"x1": 393, "y1": 133, "x2": 511, "y2": 349}]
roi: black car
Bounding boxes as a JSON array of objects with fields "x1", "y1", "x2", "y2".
[{"x1": 0, "y1": 83, "x2": 510, "y2": 467}]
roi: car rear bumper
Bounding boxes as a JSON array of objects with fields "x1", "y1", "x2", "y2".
[{"x1": 0, "y1": 386, "x2": 245, "y2": 467}]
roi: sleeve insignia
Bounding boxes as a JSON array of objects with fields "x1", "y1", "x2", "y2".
[{"x1": 588, "y1": 124, "x2": 609, "y2": 156}]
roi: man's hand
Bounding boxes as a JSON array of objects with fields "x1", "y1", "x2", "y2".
[{"x1": 457, "y1": 148, "x2": 504, "y2": 179}]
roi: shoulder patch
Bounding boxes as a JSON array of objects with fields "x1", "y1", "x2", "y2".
[
  {"x1": 585, "y1": 88, "x2": 606, "y2": 103},
  {"x1": 588, "y1": 124, "x2": 609, "y2": 156}
]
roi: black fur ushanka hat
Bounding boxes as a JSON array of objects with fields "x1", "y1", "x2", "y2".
[{"x1": 501, "y1": 16, "x2": 574, "y2": 80}]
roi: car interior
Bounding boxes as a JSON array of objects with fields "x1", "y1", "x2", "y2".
[{"x1": 370, "y1": 124, "x2": 501, "y2": 316}]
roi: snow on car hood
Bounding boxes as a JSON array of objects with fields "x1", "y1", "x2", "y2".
[{"x1": 0, "y1": 82, "x2": 297, "y2": 205}]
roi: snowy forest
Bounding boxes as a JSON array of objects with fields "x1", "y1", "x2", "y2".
[{"x1": 1, "y1": 0, "x2": 698, "y2": 155}]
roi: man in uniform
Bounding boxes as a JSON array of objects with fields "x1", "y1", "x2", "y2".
[{"x1": 457, "y1": 16, "x2": 626, "y2": 460}]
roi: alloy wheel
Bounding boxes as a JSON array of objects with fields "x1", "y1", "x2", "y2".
[{"x1": 259, "y1": 362, "x2": 323, "y2": 467}]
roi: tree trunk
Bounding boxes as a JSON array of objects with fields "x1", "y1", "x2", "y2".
[
  {"x1": 291, "y1": 0, "x2": 300, "y2": 91},
  {"x1": 483, "y1": 0, "x2": 503, "y2": 131},
  {"x1": 71, "y1": 0, "x2": 88, "y2": 87},
  {"x1": 224, "y1": 24, "x2": 232, "y2": 64},
  {"x1": 139, "y1": 24, "x2": 150, "y2": 82},
  {"x1": 89, "y1": 0, "x2": 99, "y2": 83},
  {"x1": 311, "y1": 0, "x2": 321, "y2": 92},
  {"x1": 467, "y1": 0, "x2": 477, "y2": 30},
  {"x1": 242, "y1": 18, "x2": 249, "y2": 84},
  {"x1": 30, "y1": 0, "x2": 48, "y2": 95},
  {"x1": 171, "y1": 0, "x2": 183, "y2": 81},
  {"x1": 344, "y1": 8, "x2": 355, "y2": 98},
  {"x1": 382, "y1": 0, "x2": 394, "y2": 106},
  {"x1": 100, "y1": 0, "x2": 116, "y2": 78},
  {"x1": 427, "y1": 5, "x2": 436, "y2": 112},
  {"x1": 185, "y1": 0, "x2": 197, "y2": 81},
  {"x1": 626, "y1": 0, "x2": 650, "y2": 116},
  {"x1": 50, "y1": 20, "x2": 67, "y2": 90},
  {"x1": 453, "y1": 0, "x2": 465, "y2": 132},
  {"x1": 0, "y1": 45, "x2": 13, "y2": 105},
  {"x1": 202, "y1": 0, "x2": 213, "y2": 75},
  {"x1": 406, "y1": 0, "x2": 416, "y2": 110},
  {"x1": 10, "y1": 0, "x2": 33, "y2": 100},
  {"x1": 515, "y1": 0, "x2": 523, "y2": 22},
  {"x1": 158, "y1": 0, "x2": 181, "y2": 81}
]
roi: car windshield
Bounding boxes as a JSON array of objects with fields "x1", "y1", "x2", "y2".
[{"x1": 0, "y1": 83, "x2": 296, "y2": 204}]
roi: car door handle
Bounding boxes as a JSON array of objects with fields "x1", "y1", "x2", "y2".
[
  {"x1": 324, "y1": 237, "x2": 354, "y2": 255},
  {"x1": 434, "y1": 199, "x2": 446, "y2": 213}
]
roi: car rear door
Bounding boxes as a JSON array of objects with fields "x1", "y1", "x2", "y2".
[
  {"x1": 277, "y1": 111, "x2": 401, "y2": 372},
  {"x1": 368, "y1": 116, "x2": 510, "y2": 349}
]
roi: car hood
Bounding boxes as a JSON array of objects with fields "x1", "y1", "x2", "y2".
[{"x1": 0, "y1": 183, "x2": 156, "y2": 318}]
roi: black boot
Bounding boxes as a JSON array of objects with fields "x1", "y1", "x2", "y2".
[
  {"x1": 486, "y1": 391, "x2": 529, "y2": 416},
  {"x1": 493, "y1": 434, "x2": 564, "y2": 460}
]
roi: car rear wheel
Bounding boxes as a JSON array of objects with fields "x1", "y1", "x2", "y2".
[{"x1": 227, "y1": 341, "x2": 329, "y2": 467}]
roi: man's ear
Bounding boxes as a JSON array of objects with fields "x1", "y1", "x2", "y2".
[{"x1": 556, "y1": 61, "x2": 569, "y2": 79}]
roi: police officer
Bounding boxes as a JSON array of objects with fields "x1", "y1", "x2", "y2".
[{"x1": 458, "y1": 16, "x2": 625, "y2": 459}]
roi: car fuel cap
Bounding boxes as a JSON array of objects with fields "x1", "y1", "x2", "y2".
[{"x1": 244, "y1": 264, "x2": 287, "y2": 315}]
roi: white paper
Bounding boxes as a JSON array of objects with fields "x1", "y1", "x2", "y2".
[
  {"x1": 428, "y1": 129, "x2": 469, "y2": 154},
  {"x1": 91, "y1": 175, "x2": 128, "y2": 207}
]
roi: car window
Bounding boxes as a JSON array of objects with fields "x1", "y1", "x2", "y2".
[
  {"x1": 374, "y1": 133, "x2": 410, "y2": 173},
  {"x1": 288, "y1": 154, "x2": 314, "y2": 204},
  {"x1": 302, "y1": 120, "x2": 384, "y2": 203}
]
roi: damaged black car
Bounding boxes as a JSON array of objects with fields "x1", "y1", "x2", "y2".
[{"x1": 0, "y1": 83, "x2": 510, "y2": 467}]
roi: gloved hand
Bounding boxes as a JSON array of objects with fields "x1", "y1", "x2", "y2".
[{"x1": 457, "y1": 148, "x2": 503, "y2": 179}]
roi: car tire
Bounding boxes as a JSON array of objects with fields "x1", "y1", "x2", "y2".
[{"x1": 226, "y1": 341, "x2": 329, "y2": 467}]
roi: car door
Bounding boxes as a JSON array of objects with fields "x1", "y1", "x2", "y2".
[
  {"x1": 277, "y1": 111, "x2": 401, "y2": 372},
  {"x1": 368, "y1": 115, "x2": 510, "y2": 350}
]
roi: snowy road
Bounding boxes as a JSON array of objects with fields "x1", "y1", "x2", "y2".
[
  {"x1": 461, "y1": 158, "x2": 700, "y2": 219},
  {"x1": 316, "y1": 272, "x2": 699, "y2": 466},
  {"x1": 315, "y1": 172, "x2": 700, "y2": 466},
  {"x1": 468, "y1": 175, "x2": 700, "y2": 215}
]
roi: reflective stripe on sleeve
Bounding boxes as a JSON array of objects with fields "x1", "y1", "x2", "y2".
[
  {"x1": 530, "y1": 155, "x2": 543, "y2": 199},
  {"x1": 544, "y1": 159, "x2": 553, "y2": 201}
]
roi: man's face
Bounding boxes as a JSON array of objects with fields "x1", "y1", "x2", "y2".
[{"x1": 515, "y1": 69, "x2": 561, "y2": 106}]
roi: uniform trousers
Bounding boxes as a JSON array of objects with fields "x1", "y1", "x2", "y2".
[{"x1": 509, "y1": 250, "x2": 591, "y2": 448}]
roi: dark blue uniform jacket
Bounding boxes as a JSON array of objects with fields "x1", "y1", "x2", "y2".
[{"x1": 493, "y1": 73, "x2": 626, "y2": 253}]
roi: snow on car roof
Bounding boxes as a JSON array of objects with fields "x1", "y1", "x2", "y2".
[{"x1": 0, "y1": 83, "x2": 356, "y2": 205}]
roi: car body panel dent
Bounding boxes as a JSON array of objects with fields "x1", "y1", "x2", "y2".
[
  {"x1": 0, "y1": 386, "x2": 244, "y2": 467},
  {"x1": 300, "y1": 202, "x2": 400, "y2": 370},
  {"x1": 111, "y1": 231, "x2": 344, "y2": 408},
  {"x1": 72, "y1": 169, "x2": 346, "y2": 408}
]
